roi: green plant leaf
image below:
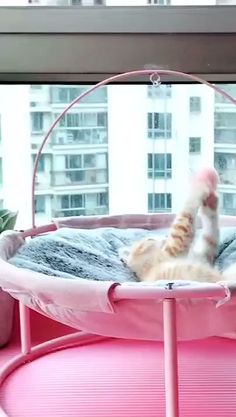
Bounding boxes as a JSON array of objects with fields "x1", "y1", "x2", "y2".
[
  {"x1": 0, "y1": 209, "x2": 11, "y2": 219},
  {"x1": 0, "y1": 210, "x2": 18, "y2": 232},
  {"x1": 0, "y1": 217, "x2": 3, "y2": 233}
]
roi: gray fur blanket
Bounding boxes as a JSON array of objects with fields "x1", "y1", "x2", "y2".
[{"x1": 9, "y1": 227, "x2": 236, "y2": 283}]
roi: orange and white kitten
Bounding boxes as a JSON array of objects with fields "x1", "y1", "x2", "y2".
[{"x1": 120, "y1": 168, "x2": 224, "y2": 283}]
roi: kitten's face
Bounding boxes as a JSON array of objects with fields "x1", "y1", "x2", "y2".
[{"x1": 119, "y1": 237, "x2": 165, "y2": 277}]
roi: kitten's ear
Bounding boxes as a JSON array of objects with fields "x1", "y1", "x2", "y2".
[{"x1": 118, "y1": 246, "x2": 131, "y2": 263}]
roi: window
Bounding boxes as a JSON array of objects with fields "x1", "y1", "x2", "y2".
[
  {"x1": 51, "y1": 86, "x2": 107, "y2": 104},
  {"x1": 189, "y1": 97, "x2": 201, "y2": 113},
  {"x1": 57, "y1": 191, "x2": 108, "y2": 217},
  {"x1": 31, "y1": 112, "x2": 44, "y2": 132},
  {"x1": 58, "y1": 112, "x2": 107, "y2": 128},
  {"x1": 65, "y1": 155, "x2": 82, "y2": 169},
  {"x1": 214, "y1": 153, "x2": 236, "y2": 185},
  {"x1": 97, "y1": 192, "x2": 108, "y2": 206},
  {"x1": 147, "y1": 0, "x2": 171, "y2": 4},
  {"x1": 215, "y1": 113, "x2": 236, "y2": 128},
  {"x1": 64, "y1": 153, "x2": 106, "y2": 170},
  {"x1": 1, "y1": 82, "x2": 236, "y2": 228},
  {"x1": 215, "y1": 84, "x2": 236, "y2": 104},
  {"x1": 148, "y1": 153, "x2": 172, "y2": 179},
  {"x1": 35, "y1": 196, "x2": 46, "y2": 213},
  {"x1": 220, "y1": 193, "x2": 236, "y2": 215},
  {"x1": 60, "y1": 194, "x2": 83, "y2": 209},
  {"x1": 148, "y1": 193, "x2": 172, "y2": 213},
  {"x1": 53, "y1": 153, "x2": 108, "y2": 186},
  {"x1": 148, "y1": 113, "x2": 172, "y2": 139},
  {"x1": 214, "y1": 112, "x2": 236, "y2": 144},
  {"x1": 32, "y1": 154, "x2": 45, "y2": 172},
  {"x1": 189, "y1": 137, "x2": 201, "y2": 154},
  {"x1": 148, "y1": 85, "x2": 172, "y2": 99}
]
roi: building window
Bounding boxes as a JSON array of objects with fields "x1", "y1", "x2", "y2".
[
  {"x1": 189, "y1": 97, "x2": 201, "y2": 113},
  {"x1": 215, "y1": 113, "x2": 236, "y2": 128},
  {"x1": 189, "y1": 137, "x2": 201, "y2": 154},
  {"x1": 148, "y1": 113, "x2": 172, "y2": 139},
  {"x1": 148, "y1": 193, "x2": 172, "y2": 213},
  {"x1": 35, "y1": 196, "x2": 46, "y2": 213},
  {"x1": 65, "y1": 155, "x2": 82, "y2": 169},
  {"x1": 31, "y1": 112, "x2": 44, "y2": 132},
  {"x1": 64, "y1": 153, "x2": 106, "y2": 170},
  {"x1": 51, "y1": 86, "x2": 107, "y2": 104},
  {"x1": 214, "y1": 112, "x2": 236, "y2": 144},
  {"x1": 57, "y1": 191, "x2": 108, "y2": 217},
  {"x1": 58, "y1": 112, "x2": 107, "y2": 129},
  {"x1": 148, "y1": 85, "x2": 172, "y2": 99},
  {"x1": 214, "y1": 152, "x2": 236, "y2": 185},
  {"x1": 53, "y1": 153, "x2": 108, "y2": 186},
  {"x1": 32, "y1": 154, "x2": 45, "y2": 172},
  {"x1": 220, "y1": 193, "x2": 236, "y2": 216},
  {"x1": 215, "y1": 84, "x2": 236, "y2": 103},
  {"x1": 147, "y1": 153, "x2": 172, "y2": 179},
  {"x1": 147, "y1": 0, "x2": 171, "y2": 4}
]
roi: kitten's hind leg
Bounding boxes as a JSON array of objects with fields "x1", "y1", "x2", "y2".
[{"x1": 163, "y1": 167, "x2": 219, "y2": 258}]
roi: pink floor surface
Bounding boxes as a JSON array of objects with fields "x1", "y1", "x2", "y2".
[{"x1": 1, "y1": 307, "x2": 236, "y2": 417}]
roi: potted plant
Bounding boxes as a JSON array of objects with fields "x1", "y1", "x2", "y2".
[{"x1": 0, "y1": 209, "x2": 18, "y2": 347}]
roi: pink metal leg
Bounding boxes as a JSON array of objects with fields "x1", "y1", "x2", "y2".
[
  {"x1": 163, "y1": 298, "x2": 179, "y2": 417},
  {"x1": 19, "y1": 303, "x2": 31, "y2": 355}
]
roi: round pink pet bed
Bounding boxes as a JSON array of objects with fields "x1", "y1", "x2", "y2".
[{"x1": 0, "y1": 70, "x2": 235, "y2": 417}]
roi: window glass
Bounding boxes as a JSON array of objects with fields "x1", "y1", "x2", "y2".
[{"x1": 0, "y1": 82, "x2": 235, "y2": 229}]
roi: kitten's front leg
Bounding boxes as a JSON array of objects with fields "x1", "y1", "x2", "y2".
[{"x1": 162, "y1": 168, "x2": 219, "y2": 258}]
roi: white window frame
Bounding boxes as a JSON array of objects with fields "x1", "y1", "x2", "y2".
[{"x1": 0, "y1": 6, "x2": 236, "y2": 83}]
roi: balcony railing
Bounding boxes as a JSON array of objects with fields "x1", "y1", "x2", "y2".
[
  {"x1": 148, "y1": 169, "x2": 172, "y2": 179},
  {"x1": 214, "y1": 128, "x2": 236, "y2": 144},
  {"x1": 148, "y1": 129, "x2": 172, "y2": 139},
  {"x1": 53, "y1": 206, "x2": 108, "y2": 218},
  {"x1": 51, "y1": 168, "x2": 108, "y2": 187},
  {"x1": 52, "y1": 128, "x2": 108, "y2": 146}
]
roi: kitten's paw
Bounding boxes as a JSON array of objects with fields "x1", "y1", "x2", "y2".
[
  {"x1": 118, "y1": 246, "x2": 131, "y2": 264},
  {"x1": 202, "y1": 191, "x2": 218, "y2": 212},
  {"x1": 192, "y1": 167, "x2": 219, "y2": 192}
]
